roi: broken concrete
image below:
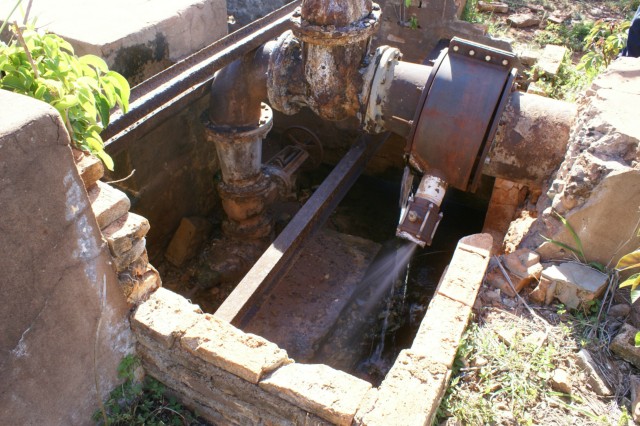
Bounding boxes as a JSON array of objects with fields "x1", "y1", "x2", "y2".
[
  {"x1": 541, "y1": 262, "x2": 608, "y2": 310},
  {"x1": 550, "y1": 368, "x2": 572, "y2": 394},
  {"x1": 478, "y1": 1, "x2": 509, "y2": 14},
  {"x1": 74, "y1": 150, "x2": 104, "y2": 188},
  {"x1": 103, "y1": 212, "x2": 151, "y2": 257},
  {"x1": 575, "y1": 349, "x2": 612, "y2": 397},
  {"x1": 88, "y1": 180, "x2": 132, "y2": 230},
  {"x1": 0, "y1": 90, "x2": 133, "y2": 424}
]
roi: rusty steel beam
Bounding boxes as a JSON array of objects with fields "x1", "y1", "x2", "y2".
[
  {"x1": 103, "y1": 1, "x2": 300, "y2": 155},
  {"x1": 214, "y1": 132, "x2": 390, "y2": 327}
]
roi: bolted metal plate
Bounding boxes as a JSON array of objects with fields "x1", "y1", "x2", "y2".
[{"x1": 408, "y1": 38, "x2": 514, "y2": 191}]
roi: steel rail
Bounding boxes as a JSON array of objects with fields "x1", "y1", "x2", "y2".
[
  {"x1": 103, "y1": 1, "x2": 300, "y2": 155},
  {"x1": 214, "y1": 132, "x2": 391, "y2": 327}
]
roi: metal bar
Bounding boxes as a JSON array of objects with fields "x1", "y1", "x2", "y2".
[
  {"x1": 103, "y1": 1, "x2": 300, "y2": 155},
  {"x1": 214, "y1": 132, "x2": 391, "y2": 327}
]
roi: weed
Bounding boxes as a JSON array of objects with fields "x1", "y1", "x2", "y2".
[
  {"x1": 534, "y1": 22, "x2": 595, "y2": 52},
  {"x1": 578, "y1": 19, "x2": 630, "y2": 76},
  {"x1": 94, "y1": 355, "x2": 203, "y2": 426}
]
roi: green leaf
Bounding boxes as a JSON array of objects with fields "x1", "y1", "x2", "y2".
[
  {"x1": 54, "y1": 94, "x2": 79, "y2": 110},
  {"x1": 553, "y1": 212, "x2": 585, "y2": 261},
  {"x1": 632, "y1": 287, "x2": 640, "y2": 304},
  {"x1": 79, "y1": 54, "x2": 108, "y2": 73},
  {"x1": 96, "y1": 94, "x2": 111, "y2": 127},
  {"x1": 541, "y1": 235, "x2": 582, "y2": 259},
  {"x1": 105, "y1": 71, "x2": 130, "y2": 112},
  {"x1": 619, "y1": 273, "x2": 640, "y2": 289},
  {"x1": 635, "y1": 331, "x2": 640, "y2": 348},
  {"x1": 616, "y1": 250, "x2": 640, "y2": 271},
  {"x1": 96, "y1": 149, "x2": 115, "y2": 171}
]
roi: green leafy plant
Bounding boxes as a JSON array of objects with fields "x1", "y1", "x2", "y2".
[
  {"x1": 616, "y1": 249, "x2": 640, "y2": 303},
  {"x1": 0, "y1": 24, "x2": 129, "y2": 170},
  {"x1": 94, "y1": 355, "x2": 198, "y2": 425},
  {"x1": 542, "y1": 212, "x2": 605, "y2": 271},
  {"x1": 578, "y1": 19, "x2": 630, "y2": 75}
]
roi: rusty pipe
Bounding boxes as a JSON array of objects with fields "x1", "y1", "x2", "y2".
[
  {"x1": 483, "y1": 91, "x2": 576, "y2": 186},
  {"x1": 208, "y1": 42, "x2": 276, "y2": 127}
]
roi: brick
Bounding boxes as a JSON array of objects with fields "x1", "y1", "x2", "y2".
[
  {"x1": 610, "y1": 323, "x2": 640, "y2": 369},
  {"x1": 354, "y1": 350, "x2": 449, "y2": 426},
  {"x1": 436, "y1": 234, "x2": 492, "y2": 307},
  {"x1": 113, "y1": 237, "x2": 146, "y2": 272},
  {"x1": 260, "y1": 363, "x2": 371, "y2": 426},
  {"x1": 165, "y1": 216, "x2": 212, "y2": 267},
  {"x1": 122, "y1": 264, "x2": 161, "y2": 306},
  {"x1": 181, "y1": 315, "x2": 291, "y2": 384},
  {"x1": 103, "y1": 212, "x2": 150, "y2": 256},
  {"x1": 73, "y1": 151, "x2": 104, "y2": 188},
  {"x1": 87, "y1": 181, "x2": 130, "y2": 229},
  {"x1": 131, "y1": 288, "x2": 203, "y2": 349},
  {"x1": 411, "y1": 294, "x2": 472, "y2": 368}
]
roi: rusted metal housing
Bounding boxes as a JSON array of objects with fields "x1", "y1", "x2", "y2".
[{"x1": 407, "y1": 38, "x2": 516, "y2": 192}]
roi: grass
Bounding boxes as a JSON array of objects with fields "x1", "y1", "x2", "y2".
[{"x1": 436, "y1": 304, "x2": 627, "y2": 426}]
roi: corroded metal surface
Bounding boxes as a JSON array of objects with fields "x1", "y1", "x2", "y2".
[
  {"x1": 407, "y1": 38, "x2": 515, "y2": 191},
  {"x1": 104, "y1": 1, "x2": 301, "y2": 155},
  {"x1": 214, "y1": 133, "x2": 390, "y2": 326},
  {"x1": 483, "y1": 91, "x2": 576, "y2": 186}
]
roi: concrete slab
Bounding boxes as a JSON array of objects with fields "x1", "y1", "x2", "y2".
[
  {"x1": 1, "y1": 0, "x2": 228, "y2": 83},
  {"x1": 244, "y1": 229, "x2": 381, "y2": 362}
]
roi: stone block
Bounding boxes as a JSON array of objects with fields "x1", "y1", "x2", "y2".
[
  {"x1": 354, "y1": 350, "x2": 449, "y2": 426},
  {"x1": 575, "y1": 349, "x2": 612, "y2": 396},
  {"x1": 412, "y1": 294, "x2": 472, "y2": 368},
  {"x1": 436, "y1": 234, "x2": 492, "y2": 308},
  {"x1": 477, "y1": 1, "x2": 508, "y2": 13},
  {"x1": 507, "y1": 13, "x2": 541, "y2": 28},
  {"x1": 502, "y1": 248, "x2": 543, "y2": 291},
  {"x1": 527, "y1": 82, "x2": 547, "y2": 96},
  {"x1": 485, "y1": 267, "x2": 517, "y2": 297},
  {"x1": 113, "y1": 237, "x2": 147, "y2": 272},
  {"x1": 87, "y1": 180, "x2": 131, "y2": 229},
  {"x1": 542, "y1": 263, "x2": 608, "y2": 310},
  {"x1": 103, "y1": 212, "x2": 151, "y2": 256},
  {"x1": 165, "y1": 216, "x2": 212, "y2": 267},
  {"x1": 260, "y1": 363, "x2": 371, "y2": 426},
  {"x1": 73, "y1": 150, "x2": 104, "y2": 188},
  {"x1": 181, "y1": 315, "x2": 292, "y2": 384},
  {"x1": 131, "y1": 288, "x2": 203, "y2": 349},
  {"x1": 608, "y1": 304, "x2": 631, "y2": 319},
  {"x1": 537, "y1": 45, "x2": 568, "y2": 77},
  {"x1": 610, "y1": 323, "x2": 640, "y2": 369}
]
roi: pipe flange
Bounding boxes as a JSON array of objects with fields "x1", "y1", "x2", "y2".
[
  {"x1": 217, "y1": 174, "x2": 273, "y2": 199},
  {"x1": 203, "y1": 103, "x2": 274, "y2": 143},
  {"x1": 291, "y1": 5, "x2": 381, "y2": 46},
  {"x1": 267, "y1": 31, "x2": 306, "y2": 116},
  {"x1": 363, "y1": 46, "x2": 402, "y2": 134}
]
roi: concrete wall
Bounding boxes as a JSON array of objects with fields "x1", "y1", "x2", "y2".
[
  {"x1": 227, "y1": 0, "x2": 290, "y2": 28},
  {"x1": 0, "y1": 90, "x2": 134, "y2": 425},
  {"x1": 0, "y1": 0, "x2": 229, "y2": 85}
]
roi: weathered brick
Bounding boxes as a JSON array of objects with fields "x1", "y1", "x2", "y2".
[
  {"x1": 122, "y1": 264, "x2": 161, "y2": 306},
  {"x1": 181, "y1": 315, "x2": 292, "y2": 384},
  {"x1": 113, "y1": 238, "x2": 147, "y2": 272},
  {"x1": 436, "y1": 233, "x2": 492, "y2": 307},
  {"x1": 165, "y1": 216, "x2": 212, "y2": 267},
  {"x1": 411, "y1": 294, "x2": 472, "y2": 368},
  {"x1": 354, "y1": 350, "x2": 449, "y2": 426},
  {"x1": 103, "y1": 212, "x2": 150, "y2": 256},
  {"x1": 610, "y1": 323, "x2": 640, "y2": 369},
  {"x1": 131, "y1": 288, "x2": 203, "y2": 349},
  {"x1": 87, "y1": 180, "x2": 130, "y2": 229},
  {"x1": 259, "y1": 363, "x2": 371, "y2": 426},
  {"x1": 74, "y1": 151, "x2": 104, "y2": 188}
]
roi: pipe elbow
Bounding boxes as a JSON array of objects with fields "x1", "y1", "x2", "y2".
[{"x1": 208, "y1": 44, "x2": 273, "y2": 127}]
